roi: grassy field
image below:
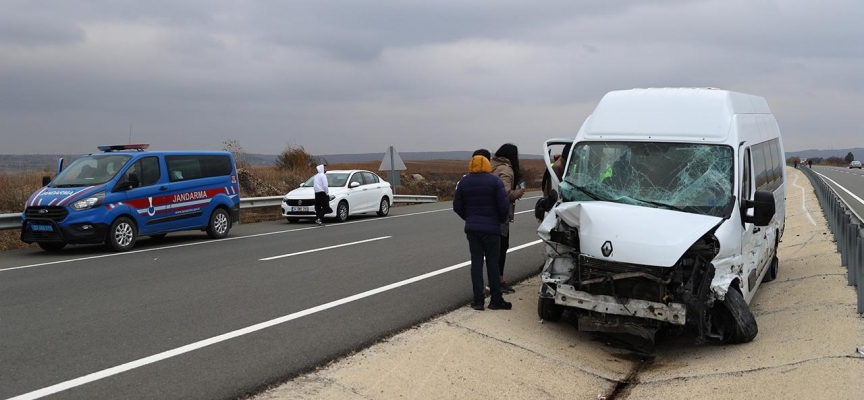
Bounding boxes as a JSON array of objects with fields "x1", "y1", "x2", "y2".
[{"x1": 0, "y1": 158, "x2": 546, "y2": 251}]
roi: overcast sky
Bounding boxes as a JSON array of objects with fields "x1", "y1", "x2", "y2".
[{"x1": 1, "y1": 0, "x2": 861, "y2": 156}]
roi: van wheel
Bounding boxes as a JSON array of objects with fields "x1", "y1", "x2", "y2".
[
  {"x1": 38, "y1": 242, "x2": 66, "y2": 252},
  {"x1": 376, "y1": 197, "x2": 390, "y2": 217},
  {"x1": 206, "y1": 208, "x2": 231, "y2": 239},
  {"x1": 106, "y1": 217, "x2": 137, "y2": 252},
  {"x1": 711, "y1": 288, "x2": 758, "y2": 344},
  {"x1": 286, "y1": 217, "x2": 300, "y2": 223},
  {"x1": 336, "y1": 201, "x2": 349, "y2": 223},
  {"x1": 538, "y1": 297, "x2": 564, "y2": 322}
]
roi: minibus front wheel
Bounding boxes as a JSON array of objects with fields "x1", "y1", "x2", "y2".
[
  {"x1": 207, "y1": 208, "x2": 231, "y2": 239},
  {"x1": 106, "y1": 216, "x2": 137, "y2": 252}
]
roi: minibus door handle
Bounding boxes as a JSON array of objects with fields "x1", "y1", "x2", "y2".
[{"x1": 159, "y1": 186, "x2": 168, "y2": 191}]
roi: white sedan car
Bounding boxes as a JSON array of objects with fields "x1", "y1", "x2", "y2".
[{"x1": 281, "y1": 170, "x2": 393, "y2": 223}]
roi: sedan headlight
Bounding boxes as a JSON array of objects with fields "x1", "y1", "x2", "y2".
[{"x1": 71, "y1": 191, "x2": 105, "y2": 211}]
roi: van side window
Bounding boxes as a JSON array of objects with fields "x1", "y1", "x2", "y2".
[
  {"x1": 769, "y1": 140, "x2": 783, "y2": 183},
  {"x1": 741, "y1": 148, "x2": 751, "y2": 201},
  {"x1": 124, "y1": 156, "x2": 161, "y2": 187},
  {"x1": 752, "y1": 144, "x2": 768, "y2": 191},
  {"x1": 166, "y1": 155, "x2": 232, "y2": 182}
]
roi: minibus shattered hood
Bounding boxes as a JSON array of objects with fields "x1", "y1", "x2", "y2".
[{"x1": 538, "y1": 201, "x2": 722, "y2": 267}]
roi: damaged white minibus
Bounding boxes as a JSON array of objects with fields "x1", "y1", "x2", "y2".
[{"x1": 538, "y1": 88, "x2": 785, "y2": 344}]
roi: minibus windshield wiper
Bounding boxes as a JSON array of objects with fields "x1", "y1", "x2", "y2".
[{"x1": 634, "y1": 198, "x2": 687, "y2": 213}]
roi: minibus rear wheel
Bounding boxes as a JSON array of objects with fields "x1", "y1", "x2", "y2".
[{"x1": 206, "y1": 208, "x2": 231, "y2": 239}]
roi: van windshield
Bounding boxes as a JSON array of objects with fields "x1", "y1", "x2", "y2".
[
  {"x1": 50, "y1": 155, "x2": 132, "y2": 187},
  {"x1": 559, "y1": 142, "x2": 734, "y2": 217}
]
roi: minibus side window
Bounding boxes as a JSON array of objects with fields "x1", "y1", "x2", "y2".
[
  {"x1": 764, "y1": 141, "x2": 778, "y2": 187},
  {"x1": 752, "y1": 144, "x2": 768, "y2": 191},
  {"x1": 123, "y1": 156, "x2": 161, "y2": 188},
  {"x1": 769, "y1": 140, "x2": 783, "y2": 184}
]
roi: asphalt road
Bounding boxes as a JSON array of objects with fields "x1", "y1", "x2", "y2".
[
  {"x1": 0, "y1": 195, "x2": 547, "y2": 400},
  {"x1": 809, "y1": 166, "x2": 864, "y2": 220}
]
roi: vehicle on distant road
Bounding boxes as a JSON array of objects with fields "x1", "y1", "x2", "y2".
[
  {"x1": 281, "y1": 170, "x2": 393, "y2": 223},
  {"x1": 849, "y1": 161, "x2": 861, "y2": 169},
  {"x1": 20, "y1": 144, "x2": 240, "y2": 252}
]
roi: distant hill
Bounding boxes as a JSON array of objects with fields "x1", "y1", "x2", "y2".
[
  {"x1": 0, "y1": 151, "x2": 544, "y2": 171},
  {"x1": 785, "y1": 148, "x2": 864, "y2": 161}
]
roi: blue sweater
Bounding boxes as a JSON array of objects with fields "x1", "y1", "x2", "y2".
[{"x1": 453, "y1": 171, "x2": 510, "y2": 235}]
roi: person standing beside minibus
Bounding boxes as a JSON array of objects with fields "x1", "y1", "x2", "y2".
[
  {"x1": 491, "y1": 143, "x2": 525, "y2": 293},
  {"x1": 453, "y1": 153, "x2": 512, "y2": 311}
]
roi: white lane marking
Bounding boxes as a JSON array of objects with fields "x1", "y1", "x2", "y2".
[
  {"x1": 0, "y1": 208, "x2": 452, "y2": 274},
  {"x1": 9, "y1": 239, "x2": 544, "y2": 400},
  {"x1": 260, "y1": 236, "x2": 391, "y2": 261},
  {"x1": 814, "y1": 170, "x2": 864, "y2": 221},
  {"x1": 791, "y1": 174, "x2": 817, "y2": 226}
]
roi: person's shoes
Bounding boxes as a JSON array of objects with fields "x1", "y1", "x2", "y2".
[
  {"x1": 471, "y1": 302, "x2": 484, "y2": 311},
  {"x1": 500, "y1": 282, "x2": 515, "y2": 294},
  {"x1": 315, "y1": 219, "x2": 325, "y2": 227},
  {"x1": 487, "y1": 300, "x2": 512, "y2": 310}
]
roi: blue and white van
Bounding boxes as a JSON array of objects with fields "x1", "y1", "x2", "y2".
[{"x1": 21, "y1": 144, "x2": 241, "y2": 252}]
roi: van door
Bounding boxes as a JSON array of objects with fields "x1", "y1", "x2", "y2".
[
  {"x1": 118, "y1": 156, "x2": 168, "y2": 235},
  {"x1": 741, "y1": 146, "x2": 768, "y2": 295}
]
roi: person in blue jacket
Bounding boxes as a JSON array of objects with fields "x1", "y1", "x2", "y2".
[{"x1": 453, "y1": 153, "x2": 512, "y2": 311}]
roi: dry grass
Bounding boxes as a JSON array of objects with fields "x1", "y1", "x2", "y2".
[{"x1": 0, "y1": 159, "x2": 548, "y2": 251}]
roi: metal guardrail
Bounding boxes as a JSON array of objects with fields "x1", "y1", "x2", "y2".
[
  {"x1": 800, "y1": 167, "x2": 864, "y2": 313},
  {"x1": 0, "y1": 195, "x2": 437, "y2": 232}
]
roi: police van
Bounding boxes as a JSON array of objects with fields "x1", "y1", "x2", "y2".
[
  {"x1": 538, "y1": 88, "x2": 785, "y2": 344},
  {"x1": 21, "y1": 144, "x2": 241, "y2": 252}
]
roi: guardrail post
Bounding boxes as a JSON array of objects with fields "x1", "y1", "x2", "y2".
[{"x1": 858, "y1": 235, "x2": 864, "y2": 314}]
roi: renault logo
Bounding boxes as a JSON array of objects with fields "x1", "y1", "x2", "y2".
[{"x1": 601, "y1": 241, "x2": 613, "y2": 257}]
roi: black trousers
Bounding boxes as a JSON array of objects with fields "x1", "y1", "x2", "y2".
[
  {"x1": 314, "y1": 191, "x2": 329, "y2": 220},
  {"x1": 498, "y1": 233, "x2": 510, "y2": 276}
]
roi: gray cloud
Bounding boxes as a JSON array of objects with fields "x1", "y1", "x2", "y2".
[{"x1": 0, "y1": 0, "x2": 862, "y2": 156}]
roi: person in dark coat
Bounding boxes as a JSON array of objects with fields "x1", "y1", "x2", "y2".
[{"x1": 453, "y1": 154, "x2": 512, "y2": 310}]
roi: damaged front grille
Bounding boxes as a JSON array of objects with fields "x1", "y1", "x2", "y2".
[{"x1": 573, "y1": 255, "x2": 672, "y2": 303}]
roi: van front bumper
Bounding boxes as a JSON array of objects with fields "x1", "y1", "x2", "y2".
[
  {"x1": 21, "y1": 219, "x2": 109, "y2": 244},
  {"x1": 553, "y1": 284, "x2": 687, "y2": 325}
]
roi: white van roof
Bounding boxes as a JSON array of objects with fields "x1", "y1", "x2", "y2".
[{"x1": 582, "y1": 88, "x2": 772, "y2": 143}]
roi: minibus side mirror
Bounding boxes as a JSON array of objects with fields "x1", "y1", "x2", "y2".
[
  {"x1": 42, "y1": 176, "x2": 51, "y2": 186},
  {"x1": 743, "y1": 190, "x2": 775, "y2": 226}
]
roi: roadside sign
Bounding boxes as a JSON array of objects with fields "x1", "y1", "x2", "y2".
[{"x1": 379, "y1": 146, "x2": 406, "y2": 190}]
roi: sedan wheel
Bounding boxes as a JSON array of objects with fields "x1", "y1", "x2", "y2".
[
  {"x1": 377, "y1": 197, "x2": 390, "y2": 217},
  {"x1": 336, "y1": 201, "x2": 349, "y2": 222}
]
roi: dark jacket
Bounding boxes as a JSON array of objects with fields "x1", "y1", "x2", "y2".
[{"x1": 453, "y1": 156, "x2": 510, "y2": 235}]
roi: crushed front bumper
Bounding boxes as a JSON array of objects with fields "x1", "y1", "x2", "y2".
[{"x1": 553, "y1": 283, "x2": 687, "y2": 325}]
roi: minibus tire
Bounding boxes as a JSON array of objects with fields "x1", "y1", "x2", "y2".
[
  {"x1": 106, "y1": 217, "x2": 137, "y2": 252},
  {"x1": 377, "y1": 197, "x2": 390, "y2": 217},
  {"x1": 538, "y1": 297, "x2": 563, "y2": 322},
  {"x1": 763, "y1": 256, "x2": 779, "y2": 283},
  {"x1": 713, "y1": 288, "x2": 758, "y2": 344},
  {"x1": 206, "y1": 208, "x2": 231, "y2": 239},
  {"x1": 38, "y1": 242, "x2": 66, "y2": 252}
]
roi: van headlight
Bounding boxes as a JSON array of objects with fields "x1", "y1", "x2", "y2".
[{"x1": 71, "y1": 191, "x2": 105, "y2": 211}]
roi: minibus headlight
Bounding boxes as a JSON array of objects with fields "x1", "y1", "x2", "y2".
[{"x1": 71, "y1": 191, "x2": 105, "y2": 211}]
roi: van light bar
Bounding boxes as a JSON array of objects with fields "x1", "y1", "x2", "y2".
[{"x1": 98, "y1": 144, "x2": 150, "y2": 152}]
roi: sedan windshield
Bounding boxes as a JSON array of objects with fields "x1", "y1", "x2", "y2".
[
  {"x1": 51, "y1": 155, "x2": 132, "y2": 188},
  {"x1": 303, "y1": 173, "x2": 350, "y2": 188},
  {"x1": 559, "y1": 142, "x2": 733, "y2": 217}
]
